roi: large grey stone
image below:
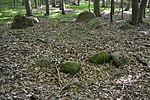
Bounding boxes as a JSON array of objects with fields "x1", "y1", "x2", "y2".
[{"x1": 76, "y1": 11, "x2": 96, "y2": 22}]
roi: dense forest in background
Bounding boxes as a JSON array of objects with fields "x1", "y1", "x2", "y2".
[
  {"x1": 0, "y1": 0, "x2": 150, "y2": 23},
  {"x1": 0, "y1": 0, "x2": 150, "y2": 100}
]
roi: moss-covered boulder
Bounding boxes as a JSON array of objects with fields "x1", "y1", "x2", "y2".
[
  {"x1": 11, "y1": 14, "x2": 37, "y2": 29},
  {"x1": 37, "y1": 58, "x2": 51, "y2": 67},
  {"x1": 89, "y1": 51, "x2": 110, "y2": 64},
  {"x1": 87, "y1": 18, "x2": 102, "y2": 29},
  {"x1": 76, "y1": 11, "x2": 96, "y2": 22},
  {"x1": 59, "y1": 61, "x2": 80, "y2": 74},
  {"x1": 111, "y1": 52, "x2": 128, "y2": 67}
]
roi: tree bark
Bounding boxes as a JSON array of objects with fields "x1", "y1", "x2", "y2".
[
  {"x1": 25, "y1": 0, "x2": 33, "y2": 16},
  {"x1": 34, "y1": 0, "x2": 38, "y2": 8},
  {"x1": 0, "y1": 0, "x2": 2, "y2": 5},
  {"x1": 131, "y1": 0, "x2": 139, "y2": 25},
  {"x1": 52, "y1": 0, "x2": 56, "y2": 7},
  {"x1": 111, "y1": 0, "x2": 115, "y2": 15},
  {"x1": 124, "y1": 0, "x2": 131, "y2": 11},
  {"x1": 38, "y1": 0, "x2": 42, "y2": 7},
  {"x1": 22, "y1": 0, "x2": 24, "y2": 5},
  {"x1": 77, "y1": 0, "x2": 80, "y2": 6},
  {"x1": 94, "y1": 0, "x2": 100, "y2": 17},
  {"x1": 121, "y1": 0, "x2": 123, "y2": 19},
  {"x1": 138, "y1": 0, "x2": 147, "y2": 23},
  {"x1": 88, "y1": 0, "x2": 90, "y2": 12},
  {"x1": 102, "y1": 0, "x2": 105, "y2": 7},
  {"x1": 61, "y1": 0, "x2": 65, "y2": 14},
  {"x1": 110, "y1": 0, "x2": 114, "y2": 23},
  {"x1": 12, "y1": 0, "x2": 16, "y2": 6},
  {"x1": 45, "y1": 0, "x2": 49, "y2": 16}
]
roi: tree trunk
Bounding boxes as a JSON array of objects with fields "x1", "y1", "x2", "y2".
[
  {"x1": 34, "y1": 0, "x2": 38, "y2": 8},
  {"x1": 45, "y1": 0, "x2": 49, "y2": 16},
  {"x1": 0, "y1": 0, "x2": 2, "y2": 5},
  {"x1": 12, "y1": 0, "x2": 16, "y2": 6},
  {"x1": 22, "y1": 0, "x2": 24, "y2": 5},
  {"x1": 94, "y1": 0, "x2": 100, "y2": 17},
  {"x1": 110, "y1": 0, "x2": 114, "y2": 23},
  {"x1": 111, "y1": 0, "x2": 115, "y2": 15},
  {"x1": 102, "y1": 0, "x2": 105, "y2": 7},
  {"x1": 25, "y1": 0, "x2": 33, "y2": 16},
  {"x1": 61, "y1": 0, "x2": 65, "y2": 14},
  {"x1": 124, "y1": 0, "x2": 131, "y2": 11},
  {"x1": 138, "y1": 0, "x2": 147, "y2": 23},
  {"x1": 121, "y1": 0, "x2": 123, "y2": 19},
  {"x1": 131, "y1": 0, "x2": 139, "y2": 25},
  {"x1": 77, "y1": 0, "x2": 80, "y2": 6},
  {"x1": 88, "y1": 0, "x2": 90, "y2": 12},
  {"x1": 52, "y1": 0, "x2": 56, "y2": 7},
  {"x1": 38, "y1": 0, "x2": 42, "y2": 7}
]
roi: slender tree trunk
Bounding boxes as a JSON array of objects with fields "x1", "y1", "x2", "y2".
[
  {"x1": 138, "y1": 0, "x2": 147, "y2": 23},
  {"x1": 0, "y1": 0, "x2": 2, "y2": 5},
  {"x1": 131, "y1": 0, "x2": 139, "y2": 25},
  {"x1": 110, "y1": 0, "x2": 114, "y2": 23},
  {"x1": 121, "y1": 0, "x2": 123, "y2": 19},
  {"x1": 124, "y1": 0, "x2": 131, "y2": 11},
  {"x1": 34, "y1": 0, "x2": 38, "y2": 8},
  {"x1": 94, "y1": 0, "x2": 100, "y2": 17},
  {"x1": 111, "y1": 0, "x2": 115, "y2": 15},
  {"x1": 88, "y1": 0, "x2": 90, "y2": 12},
  {"x1": 22, "y1": 0, "x2": 24, "y2": 5},
  {"x1": 38, "y1": 0, "x2": 42, "y2": 7},
  {"x1": 102, "y1": 0, "x2": 105, "y2": 7},
  {"x1": 25, "y1": 0, "x2": 33, "y2": 16},
  {"x1": 12, "y1": 0, "x2": 16, "y2": 6},
  {"x1": 148, "y1": 0, "x2": 150, "y2": 8},
  {"x1": 149, "y1": 0, "x2": 150, "y2": 11},
  {"x1": 61, "y1": 0, "x2": 65, "y2": 14},
  {"x1": 45, "y1": 0, "x2": 49, "y2": 16},
  {"x1": 52, "y1": 0, "x2": 56, "y2": 7},
  {"x1": 77, "y1": 0, "x2": 80, "y2": 6}
]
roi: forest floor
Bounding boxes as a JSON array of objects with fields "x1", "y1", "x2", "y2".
[{"x1": 0, "y1": 12, "x2": 150, "y2": 99}]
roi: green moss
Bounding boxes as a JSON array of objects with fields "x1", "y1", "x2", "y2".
[
  {"x1": 59, "y1": 61, "x2": 80, "y2": 74},
  {"x1": 37, "y1": 59, "x2": 51, "y2": 67},
  {"x1": 111, "y1": 52, "x2": 128, "y2": 67},
  {"x1": 120, "y1": 24, "x2": 133, "y2": 30},
  {"x1": 89, "y1": 51, "x2": 110, "y2": 64}
]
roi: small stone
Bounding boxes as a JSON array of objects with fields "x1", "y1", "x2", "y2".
[
  {"x1": 111, "y1": 51, "x2": 128, "y2": 67},
  {"x1": 59, "y1": 61, "x2": 80, "y2": 74},
  {"x1": 110, "y1": 68, "x2": 125, "y2": 77},
  {"x1": 37, "y1": 58, "x2": 51, "y2": 67}
]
